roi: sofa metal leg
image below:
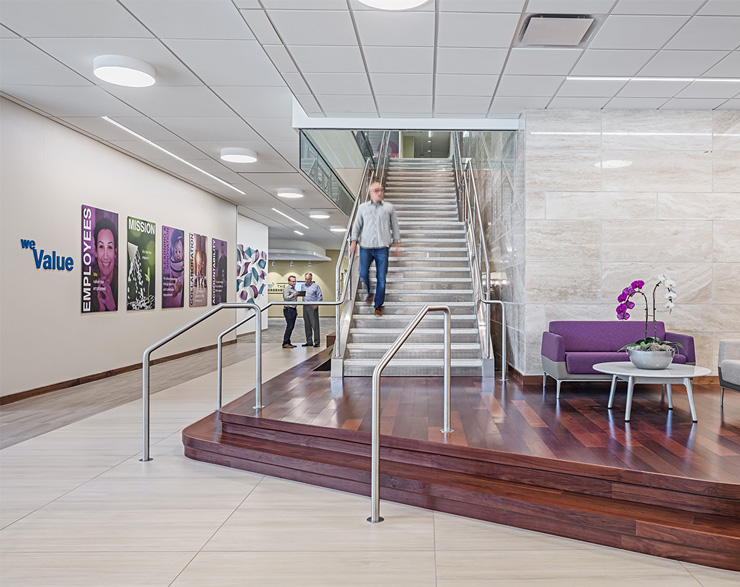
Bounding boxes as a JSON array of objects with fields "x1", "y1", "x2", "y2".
[
  {"x1": 556, "y1": 380, "x2": 561, "y2": 399},
  {"x1": 543, "y1": 373, "x2": 547, "y2": 388},
  {"x1": 721, "y1": 387, "x2": 725, "y2": 407}
]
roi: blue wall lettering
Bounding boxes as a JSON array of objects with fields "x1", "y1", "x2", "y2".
[{"x1": 21, "y1": 238, "x2": 74, "y2": 272}]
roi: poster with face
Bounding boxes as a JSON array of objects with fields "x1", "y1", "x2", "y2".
[
  {"x1": 212, "y1": 238, "x2": 228, "y2": 305},
  {"x1": 189, "y1": 232, "x2": 207, "y2": 307},
  {"x1": 127, "y1": 217, "x2": 156, "y2": 311},
  {"x1": 81, "y1": 205, "x2": 119, "y2": 313},
  {"x1": 162, "y1": 226, "x2": 185, "y2": 308}
]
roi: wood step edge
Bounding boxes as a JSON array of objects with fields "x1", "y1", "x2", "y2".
[
  {"x1": 214, "y1": 408, "x2": 740, "y2": 501},
  {"x1": 183, "y1": 420, "x2": 740, "y2": 541}
]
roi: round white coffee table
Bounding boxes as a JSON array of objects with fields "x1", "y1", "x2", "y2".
[{"x1": 593, "y1": 362, "x2": 710, "y2": 422}]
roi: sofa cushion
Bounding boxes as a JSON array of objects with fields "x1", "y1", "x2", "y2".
[
  {"x1": 721, "y1": 359, "x2": 740, "y2": 386},
  {"x1": 565, "y1": 351, "x2": 687, "y2": 374},
  {"x1": 550, "y1": 321, "x2": 666, "y2": 353}
]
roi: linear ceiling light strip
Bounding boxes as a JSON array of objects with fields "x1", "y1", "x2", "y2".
[
  {"x1": 102, "y1": 116, "x2": 245, "y2": 195},
  {"x1": 271, "y1": 207, "x2": 309, "y2": 229}
]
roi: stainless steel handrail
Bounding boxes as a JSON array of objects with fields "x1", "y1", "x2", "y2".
[
  {"x1": 141, "y1": 302, "x2": 259, "y2": 461},
  {"x1": 142, "y1": 289, "x2": 349, "y2": 461},
  {"x1": 216, "y1": 298, "x2": 349, "y2": 411},
  {"x1": 333, "y1": 131, "x2": 390, "y2": 361},
  {"x1": 368, "y1": 304, "x2": 452, "y2": 524},
  {"x1": 452, "y1": 133, "x2": 506, "y2": 382},
  {"x1": 333, "y1": 158, "x2": 373, "y2": 359}
]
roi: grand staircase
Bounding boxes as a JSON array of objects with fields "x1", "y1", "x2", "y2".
[{"x1": 343, "y1": 158, "x2": 483, "y2": 377}]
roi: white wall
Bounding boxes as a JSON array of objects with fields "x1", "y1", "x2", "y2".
[
  {"x1": 236, "y1": 214, "x2": 269, "y2": 335},
  {"x1": 0, "y1": 99, "x2": 239, "y2": 397}
]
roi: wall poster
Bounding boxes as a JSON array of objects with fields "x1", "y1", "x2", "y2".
[
  {"x1": 162, "y1": 226, "x2": 185, "y2": 308},
  {"x1": 189, "y1": 232, "x2": 207, "y2": 307},
  {"x1": 236, "y1": 244, "x2": 267, "y2": 304},
  {"x1": 81, "y1": 205, "x2": 119, "y2": 313},
  {"x1": 126, "y1": 216, "x2": 156, "y2": 311},
  {"x1": 212, "y1": 238, "x2": 228, "y2": 305}
]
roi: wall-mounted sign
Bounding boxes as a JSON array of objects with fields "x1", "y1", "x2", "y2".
[
  {"x1": 127, "y1": 216, "x2": 156, "y2": 311},
  {"x1": 189, "y1": 232, "x2": 207, "y2": 307},
  {"x1": 20, "y1": 239, "x2": 74, "y2": 271},
  {"x1": 162, "y1": 225, "x2": 185, "y2": 308},
  {"x1": 212, "y1": 238, "x2": 228, "y2": 305},
  {"x1": 81, "y1": 205, "x2": 119, "y2": 313}
]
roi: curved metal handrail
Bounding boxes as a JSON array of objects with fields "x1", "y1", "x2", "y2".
[{"x1": 368, "y1": 304, "x2": 452, "y2": 523}]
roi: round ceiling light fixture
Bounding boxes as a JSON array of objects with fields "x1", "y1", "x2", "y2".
[
  {"x1": 277, "y1": 188, "x2": 304, "y2": 199},
  {"x1": 93, "y1": 55, "x2": 156, "y2": 87},
  {"x1": 220, "y1": 148, "x2": 258, "y2": 163},
  {"x1": 309, "y1": 211, "x2": 331, "y2": 219},
  {"x1": 357, "y1": 0, "x2": 430, "y2": 10}
]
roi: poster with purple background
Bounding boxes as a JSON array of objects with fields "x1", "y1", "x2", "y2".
[
  {"x1": 162, "y1": 225, "x2": 185, "y2": 308},
  {"x1": 212, "y1": 238, "x2": 228, "y2": 305},
  {"x1": 81, "y1": 205, "x2": 119, "y2": 313},
  {"x1": 189, "y1": 232, "x2": 207, "y2": 307}
]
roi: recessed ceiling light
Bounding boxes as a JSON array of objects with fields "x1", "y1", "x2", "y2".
[
  {"x1": 595, "y1": 160, "x2": 633, "y2": 169},
  {"x1": 310, "y1": 211, "x2": 331, "y2": 219},
  {"x1": 277, "y1": 188, "x2": 304, "y2": 199},
  {"x1": 93, "y1": 55, "x2": 156, "y2": 87},
  {"x1": 358, "y1": 0, "x2": 430, "y2": 9},
  {"x1": 330, "y1": 227, "x2": 347, "y2": 232},
  {"x1": 220, "y1": 148, "x2": 257, "y2": 163}
]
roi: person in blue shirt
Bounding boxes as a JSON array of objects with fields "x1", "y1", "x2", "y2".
[
  {"x1": 302, "y1": 272, "x2": 322, "y2": 347},
  {"x1": 350, "y1": 181, "x2": 401, "y2": 317}
]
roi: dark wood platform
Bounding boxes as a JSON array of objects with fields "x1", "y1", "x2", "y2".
[{"x1": 183, "y1": 349, "x2": 740, "y2": 571}]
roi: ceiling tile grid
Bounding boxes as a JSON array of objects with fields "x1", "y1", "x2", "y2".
[{"x1": 2, "y1": 0, "x2": 740, "y2": 247}]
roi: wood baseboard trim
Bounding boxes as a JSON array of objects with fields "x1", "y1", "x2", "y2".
[{"x1": 0, "y1": 340, "x2": 237, "y2": 406}]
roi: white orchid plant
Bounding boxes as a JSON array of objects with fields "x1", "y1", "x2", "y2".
[{"x1": 616, "y1": 274, "x2": 682, "y2": 352}]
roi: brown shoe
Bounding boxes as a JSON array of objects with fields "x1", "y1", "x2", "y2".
[
  {"x1": 282, "y1": 343, "x2": 295, "y2": 348},
  {"x1": 365, "y1": 294, "x2": 374, "y2": 304},
  {"x1": 374, "y1": 307, "x2": 383, "y2": 316}
]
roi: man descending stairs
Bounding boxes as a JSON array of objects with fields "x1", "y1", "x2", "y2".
[{"x1": 343, "y1": 158, "x2": 483, "y2": 377}]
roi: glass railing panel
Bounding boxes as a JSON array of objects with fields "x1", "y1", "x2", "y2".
[{"x1": 299, "y1": 131, "x2": 355, "y2": 216}]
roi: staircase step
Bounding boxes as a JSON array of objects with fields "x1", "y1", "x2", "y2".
[
  {"x1": 351, "y1": 315, "x2": 477, "y2": 329},
  {"x1": 343, "y1": 358, "x2": 483, "y2": 376},
  {"x1": 347, "y1": 344, "x2": 482, "y2": 361},
  {"x1": 354, "y1": 304, "x2": 475, "y2": 318}
]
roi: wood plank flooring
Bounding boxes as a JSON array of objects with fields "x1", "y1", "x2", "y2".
[{"x1": 223, "y1": 350, "x2": 740, "y2": 484}]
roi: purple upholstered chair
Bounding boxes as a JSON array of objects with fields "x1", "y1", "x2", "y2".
[{"x1": 541, "y1": 321, "x2": 695, "y2": 398}]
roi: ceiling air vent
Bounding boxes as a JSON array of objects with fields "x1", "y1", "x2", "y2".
[{"x1": 519, "y1": 14, "x2": 595, "y2": 47}]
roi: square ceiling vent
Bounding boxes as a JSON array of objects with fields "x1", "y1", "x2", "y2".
[{"x1": 520, "y1": 14, "x2": 595, "y2": 46}]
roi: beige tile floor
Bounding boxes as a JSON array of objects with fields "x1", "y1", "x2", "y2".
[{"x1": 1, "y1": 329, "x2": 739, "y2": 586}]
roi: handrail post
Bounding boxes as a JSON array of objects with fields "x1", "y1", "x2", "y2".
[
  {"x1": 141, "y1": 352, "x2": 152, "y2": 462},
  {"x1": 441, "y1": 307, "x2": 453, "y2": 434},
  {"x1": 254, "y1": 305, "x2": 263, "y2": 410},
  {"x1": 368, "y1": 305, "x2": 452, "y2": 523}
]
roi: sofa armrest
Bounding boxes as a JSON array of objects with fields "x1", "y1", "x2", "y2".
[
  {"x1": 541, "y1": 331, "x2": 565, "y2": 363},
  {"x1": 665, "y1": 331, "x2": 695, "y2": 364},
  {"x1": 719, "y1": 339, "x2": 740, "y2": 364}
]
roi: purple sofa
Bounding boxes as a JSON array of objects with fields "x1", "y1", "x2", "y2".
[{"x1": 541, "y1": 321, "x2": 695, "y2": 398}]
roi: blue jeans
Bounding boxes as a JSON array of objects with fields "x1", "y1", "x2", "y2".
[
  {"x1": 282, "y1": 307, "x2": 297, "y2": 345},
  {"x1": 359, "y1": 247, "x2": 389, "y2": 308}
]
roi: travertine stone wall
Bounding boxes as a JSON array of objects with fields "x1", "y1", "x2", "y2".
[
  {"x1": 466, "y1": 131, "x2": 526, "y2": 374},
  {"x1": 523, "y1": 109, "x2": 740, "y2": 375}
]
